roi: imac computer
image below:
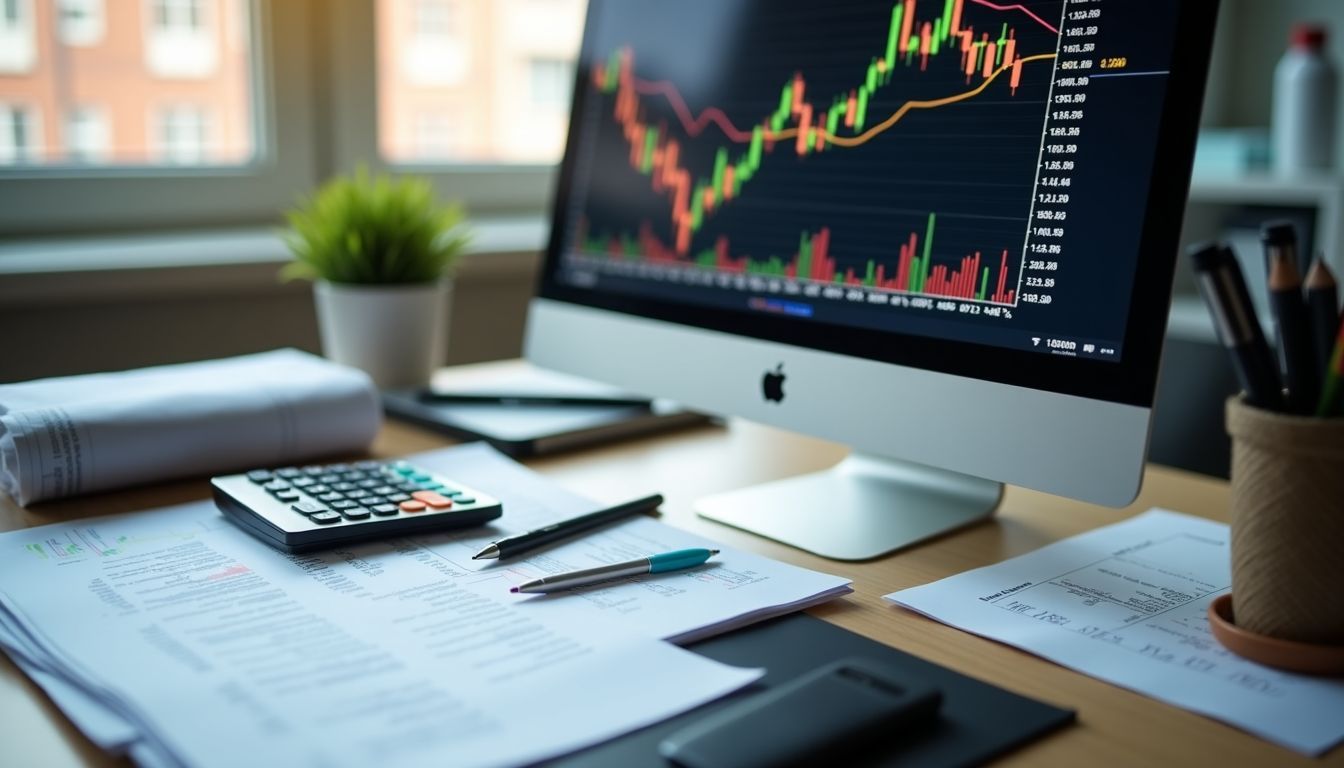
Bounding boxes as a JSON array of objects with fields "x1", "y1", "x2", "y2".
[{"x1": 526, "y1": 0, "x2": 1219, "y2": 559}]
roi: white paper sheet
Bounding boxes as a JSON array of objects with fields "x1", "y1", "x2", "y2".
[
  {"x1": 885, "y1": 509, "x2": 1344, "y2": 756},
  {"x1": 404, "y1": 443, "x2": 854, "y2": 644},
  {"x1": 0, "y1": 501, "x2": 761, "y2": 768},
  {"x1": 0, "y1": 349, "x2": 381, "y2": 505}
]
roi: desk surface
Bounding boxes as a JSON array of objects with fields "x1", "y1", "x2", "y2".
[{"x1": 0, "y1": 411, "x2": 1333, "y2": 767}]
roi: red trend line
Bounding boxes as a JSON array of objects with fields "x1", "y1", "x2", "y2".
[
  {"x1": 633, "y1": 79, "x2": 753, "y2": 141},
  {"x1": 968, "y1": 0, "x2": 1059, "y2": 35}
]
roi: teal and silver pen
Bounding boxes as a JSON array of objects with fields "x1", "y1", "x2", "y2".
[{"x1": 509, "y1": 548, "x2": 719, "y2": 594}]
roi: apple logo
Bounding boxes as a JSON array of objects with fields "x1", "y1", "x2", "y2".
[{"x1": 762, "y1": 363, "x2": 786, "y2": 403}]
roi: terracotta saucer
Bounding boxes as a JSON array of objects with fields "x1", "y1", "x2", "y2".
[{"x1": 1208, "y1": 594, "x2": 1344, "y2": 676}]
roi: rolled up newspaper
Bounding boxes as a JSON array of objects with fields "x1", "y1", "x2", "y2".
[{"x1": 0, "y1": 349, "x2": 381, "y2": 506}]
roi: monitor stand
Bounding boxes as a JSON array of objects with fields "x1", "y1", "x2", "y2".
[{"x1": 695, "y1": 453, "x2": 1002, "y2": 561}]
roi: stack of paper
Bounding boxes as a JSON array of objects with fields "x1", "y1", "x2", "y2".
[
  {"x1": 0, "y1": 349, "x2": 381, "y2": 506},
  {"x1": 0, "y1": 443, "x2": 851, "y2": 766}
]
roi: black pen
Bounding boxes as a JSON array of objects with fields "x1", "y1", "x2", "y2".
[
  {"x1": 472, "y1": 494, "x2": 664, "y2": 560},
  {"x1": 419, "y1": 391, "x2": 653, "y2": 408},
  {"x1": 1190, "y1": 242, "x2": 1285, "y2": 411},
  {"x1": 1263, "y1": 224, "x2": 1316, "y2": 413},
  {"x1": 1304, "y1": 253, "x2": 1340, "y2": 380}
]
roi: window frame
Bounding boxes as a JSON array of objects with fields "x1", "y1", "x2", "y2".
[{"x1": 0, "y1": 0, "x2": 557, "y2": 239}]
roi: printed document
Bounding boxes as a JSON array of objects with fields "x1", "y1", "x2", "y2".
[
  {"x1": 0, "y1": 349, "x2": 380, "y2": 505},
  {"x1": 885, "y1": 509, "x2": 1344, "y2": 756},
  {"x1": 410, "y1": 443, "x2": 854, "y2": 643},
  {"x1": 0, "y1": 502, "x2": 760, "y2": 767},
  {"x1": 0, "y1": 442, "x2": 850, "y2": 765}
]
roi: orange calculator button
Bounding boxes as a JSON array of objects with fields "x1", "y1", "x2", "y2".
[
  {"x1": 411, "y1": 491, "x2": 453, "y2": 509},
  {"x1": 399, "y1": 500, "x2": 427, "y2": 513}
]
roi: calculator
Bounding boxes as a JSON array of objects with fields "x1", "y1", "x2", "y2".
[{"x1": 211, "y1": 459, "x2": 503, "y2": 553}]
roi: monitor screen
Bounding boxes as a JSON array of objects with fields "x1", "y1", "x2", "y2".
[
  {"x1": 539, "y1": 0, "x2": 1212, "y2": 407},
  {"x1": 529, "y1": 0, "x2": 1216, "y2": 556}
]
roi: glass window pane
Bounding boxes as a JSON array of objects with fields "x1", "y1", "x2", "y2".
[
  {"x1": 377, "y1": 0, "x2": 586, "y2": 165},
  {"x1": 0, "y1": 0, "x2": 257, "y2": 168}
]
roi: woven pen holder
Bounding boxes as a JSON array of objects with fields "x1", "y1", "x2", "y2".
[{"x1": 1225, "y1": 397, "x2": 1344, "y2": 645}]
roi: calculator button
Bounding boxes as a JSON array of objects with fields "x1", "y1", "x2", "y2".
[
  {"x1": 410, "y1": 473, "x2": 432, "y2": 482},
  {"x1": 453, "y1": 497, "x2": 475, "y2": 505},
  {"x1": 292, "y1": 477, "x2": 317, "y2": 488},
  {"x1": 310, "y1": 511, "x2": 342, "y2": 524},
  {"x1": 418, "y1": 482, "x2": 445, "y2": 491},
  {"x1": 331, "y1": 482, "x2": 357, "y2": 492},
  {"x1": 329, "y1": 500, "x2": 358, "y2": 510},
  {"x1": 340, "y1": 471, "x2": 368, "y2": 482},
  {"x1": 317, "y1": 474, "x2": 341, "y2": 484},
  {"x1": 361, "y1": 496, "x2": 387, "y2": 506},
  {"x1": 292, "y1": 501, "x2": 327, "y2": 515},
  {"x1": 371, "y1": 504, "x2": 399, "y2": 516},
  {"x1": 354, "y1": 460, "x2": 381, "y2": 471},
  {"x1": 386, "y1": 493, "x2": 411, "y2": 503},
  {"x1": 345, "y1": 489, "x2": 371, "y2": 500},
  {"x1": 275, "y1": 467, "x2": 303, "y2": 479},
  {"x1": 307, "y1": 484, "x2": 331, "y2": 495},
  {"x1": 396, "y1": 483, "x2": 421, "y2": 493},
  {"x1": 340, "y1": 507, "x2": 371, "y2": 520},
  {"x1": 411, "y1": 491, "x2": 452, "y2": 509},
  {"x1": 302, "y1": 465, "x2": 326, "y2": 475},
  {"x1": 372, "y1": 486, "x2": 399, "y2": 496},
  {"x1": 318, "y1": 492, "x2": 345, "y2": 504},
  {"x1": 262, "y1": 480, "x2": 291, "y2": 493},
  {"x1": 399, "y1": 500, "x2": 427, "y2": 513},
  {"x1": 393, "y1": 463, "x2": 416, "y2": 476},
  {"x1": 355, "y1": 479, "x2": 381, "y2": 489},
  {"x1": 275, "y1": 490, "x2": 302, "y2": 503},
  {"x1": 247, "y1": 470, "x2": 274, "y2": 483}
]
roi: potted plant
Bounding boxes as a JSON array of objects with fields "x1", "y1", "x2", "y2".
[{"x1": 282, "y1": 167, "x2": 470, "y2": 388}]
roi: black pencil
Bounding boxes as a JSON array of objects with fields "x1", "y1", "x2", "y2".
[
  {"x1": 1304, "y1": 254, "x2": 1340, "y2": 382},
  {"x1": 1265, "y1": 239, "x2": 1316, "y2": 413},
  {"x1": 1190, "y1": 243, "x2": 1284, "y2": 411}
]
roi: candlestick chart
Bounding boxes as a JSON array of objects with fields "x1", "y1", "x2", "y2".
[{"x1": 563, "y1": 0, "x2": 1065, "y2": 307}]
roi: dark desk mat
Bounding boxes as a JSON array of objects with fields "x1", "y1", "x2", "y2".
[{"x1": 546, "y1": 613, "x2": 1074, "y2": 768}]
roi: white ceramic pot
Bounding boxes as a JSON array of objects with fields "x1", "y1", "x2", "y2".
[{"x1": 313, "y1": 279, "x2": 451, "y2": 389}]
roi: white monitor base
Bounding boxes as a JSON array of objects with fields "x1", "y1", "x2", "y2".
[{"x1": 696, "y1": 453, "x2": 1003, "y2": 561}]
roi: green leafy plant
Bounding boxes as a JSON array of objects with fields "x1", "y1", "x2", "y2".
[{"x1": 281, "y1": 167, "x2": 470, "y2": 285}]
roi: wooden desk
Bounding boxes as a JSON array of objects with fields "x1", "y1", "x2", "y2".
[{"x1": 0, "y1": 417, "x2": 1332, "y2": 767}]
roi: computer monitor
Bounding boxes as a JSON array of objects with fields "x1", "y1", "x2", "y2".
[{"x1": 527, "y1": 0, "x2": 1219, "y2": 559}]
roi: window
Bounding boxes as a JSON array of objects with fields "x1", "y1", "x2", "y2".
[
  {"x1": 146, "y1": 0, "x2": 218, "y2": 77},
  {"x1": 0, "y1": 104, "x2": 40, "y2": 164},
  {"x1": 0, "y1": 0, "x2": 35, "y2": 73},
  {"x1": 152, "y1": 105, "x2": 210, "y2": 164},
  {"x1": 58, "y1": 0, "x2": 104, "y2": 45},
  {"x1": 0, "y1": 1, "x2": 581, "y2": 238},
  {"x1": 413, "y1": 0, "x2": 455, "y2": 40},
  {"x1": 0, "y1": 0, "x2": 253, "y2": 166},
  {"x1": 377, "y1": 0, "x2": 585, "y2": 164},
  {"x1": 151, "y1": 0, "x2": 205, "y2": 33},
  {"x1": 528, "y1": 57, "x2": 572, "y2": 109},
  {"x1": 64, "y1": 107, "x2": 109, "y2": 162}
]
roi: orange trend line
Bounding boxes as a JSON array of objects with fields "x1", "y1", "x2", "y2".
[
  {"x1": 814, "y1": 53, "x2": 1057, "y2": 147},
  {"x1": 969, "y1": 0, "x2": 1060, "y2": 35}
]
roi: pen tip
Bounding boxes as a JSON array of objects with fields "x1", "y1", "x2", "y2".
[
  {"x1": 509, "y1": 586, "x2": 519, "y2": 593},
  {"x1": 709, "y1": 549, "x2": 720, "y2": 555}
]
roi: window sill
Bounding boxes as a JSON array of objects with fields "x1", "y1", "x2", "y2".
[{"x1": 0, "y1": 216, "x2": 548, "y2": 306}]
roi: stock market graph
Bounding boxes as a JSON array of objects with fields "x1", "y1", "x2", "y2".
[{"x1": 558, "y1": 0, "x2": 1182, "y2": 360}]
